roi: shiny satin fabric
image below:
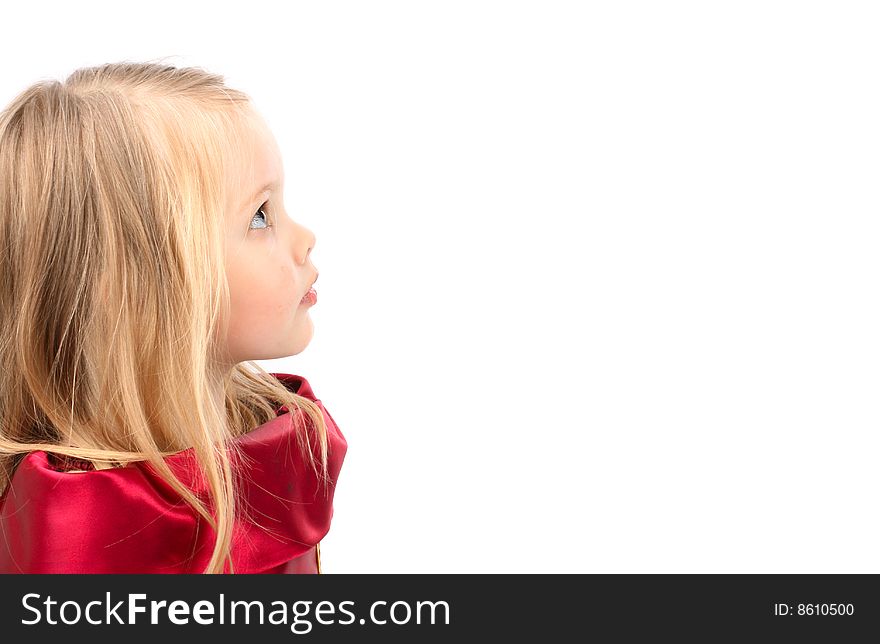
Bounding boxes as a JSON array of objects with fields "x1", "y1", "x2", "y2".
[
  {"x1": 0, "y1": 373, "x2": 346, "y2": 574},
  {"x1": 265, "y1": 545, "x2": 319, "y2": 574}
]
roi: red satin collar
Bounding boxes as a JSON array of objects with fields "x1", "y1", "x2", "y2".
[{"x1": 0, "y1": 373, "x2": 347, "y2": 573}]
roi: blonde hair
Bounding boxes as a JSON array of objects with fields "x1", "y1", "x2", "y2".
[{"x1": 0, "y1": 59, "x2": 330, "y2": 573}]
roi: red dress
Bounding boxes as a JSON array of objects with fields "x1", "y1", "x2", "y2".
[{"x1": 0, "y1": 373, "x2": 347, "y2": 574}]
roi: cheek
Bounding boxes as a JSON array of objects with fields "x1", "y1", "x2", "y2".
[{"x1": 228, "y1": 259, "x2": 294, "y2": 323}]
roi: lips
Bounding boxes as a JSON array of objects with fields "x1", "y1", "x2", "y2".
[
  {"x1": 300, "y1": 286, "x2": 317, "y2": 306},
  {"x1": 301, "y1": 272, "x2": 319, "y2": 305}
]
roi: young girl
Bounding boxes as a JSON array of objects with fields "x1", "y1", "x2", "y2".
[{"x1": 0, "y1": 61, "x2": 347, "y2": 574}]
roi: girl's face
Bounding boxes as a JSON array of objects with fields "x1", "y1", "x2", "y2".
[{"x1": 221, "y1": 118, "x2": 318, "y2": 365}]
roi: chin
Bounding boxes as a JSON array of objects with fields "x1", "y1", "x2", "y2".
[{"x1": 290, "y1": 331, "x2": 315, "y2": 355}]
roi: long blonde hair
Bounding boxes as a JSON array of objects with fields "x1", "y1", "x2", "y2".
[{"x1": 0, "y1": 60, "x2": 330, "y2": 573}]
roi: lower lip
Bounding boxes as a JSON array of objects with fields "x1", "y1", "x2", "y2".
[{"x1": 301, "y1": 287, "x2": 317, "y2": 306}]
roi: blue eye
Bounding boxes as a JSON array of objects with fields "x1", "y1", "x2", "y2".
[{"x1": 249, "y1": 201, "x2": 272, "y2": 230}]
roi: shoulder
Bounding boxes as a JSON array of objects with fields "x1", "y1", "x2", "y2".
[{"x1": 0, "y1": 451, "x2": 200, "y2": 573}]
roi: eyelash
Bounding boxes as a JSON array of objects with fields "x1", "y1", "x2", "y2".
[{"x1": 250, "y1": 201, "x2": 273, "y2": 230}]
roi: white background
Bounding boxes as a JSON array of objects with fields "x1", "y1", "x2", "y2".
[{"x1": 2, "y1": 1, "x2": 879, "y2": 572}]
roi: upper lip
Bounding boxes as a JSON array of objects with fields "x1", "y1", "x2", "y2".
[{"x1": 311, "y1": 272, "x2": 319, "y2": 288}]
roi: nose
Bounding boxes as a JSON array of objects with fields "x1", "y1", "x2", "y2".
[{"x1": 291, "y1": 220, "x2": 316, "y2": 265}]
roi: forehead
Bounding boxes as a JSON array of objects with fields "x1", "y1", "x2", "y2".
[{"x1": 230, "y1": 114, "x2": 284, "y2": 203}]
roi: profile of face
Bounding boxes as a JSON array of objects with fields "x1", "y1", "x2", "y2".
[{"x1": 221, "y1": 116, "x2": 318, "y2": 366}]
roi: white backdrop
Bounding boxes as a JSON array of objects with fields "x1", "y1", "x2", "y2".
[{"x1": 2, "y1": 1, "x2": 879, "y2": 572}]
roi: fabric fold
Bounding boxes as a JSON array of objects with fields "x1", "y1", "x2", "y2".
[{"x1": 0, "y1": 372, "x2": 346, "y2": 573}]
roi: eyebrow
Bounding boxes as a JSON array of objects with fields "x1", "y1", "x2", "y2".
[{"x1": 241, "y1": 180, "x2": 281, "y2": 211}]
